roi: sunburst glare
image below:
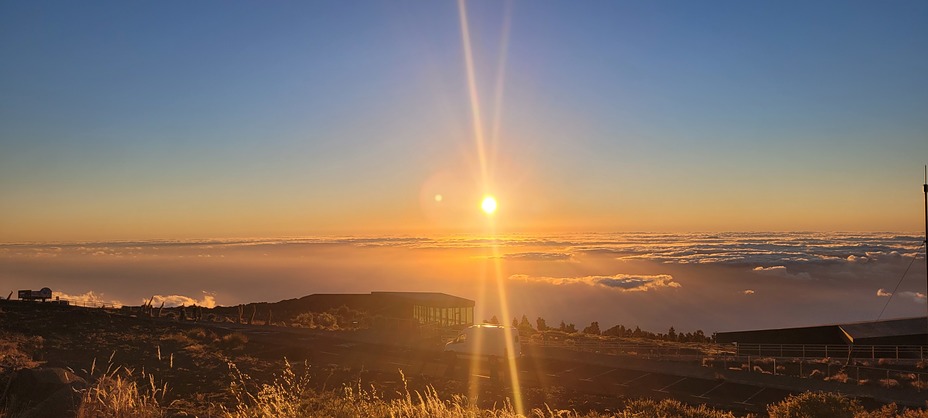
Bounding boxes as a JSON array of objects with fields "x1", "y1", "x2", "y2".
[{"x1": 481, "y1": 196, "x2": 497, "y2": 215}]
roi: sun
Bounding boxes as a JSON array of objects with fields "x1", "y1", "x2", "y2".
[{"x1": 481, "y1": 195, "x2": 497, "y2": 215}]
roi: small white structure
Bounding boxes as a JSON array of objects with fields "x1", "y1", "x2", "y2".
[{"x1": 18, "y1": 287, "x2": 52, "y2": 302}]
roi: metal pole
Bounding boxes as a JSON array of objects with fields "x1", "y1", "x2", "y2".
[{"x1": 924, "y1": 166, "x2": 928, "y2": 346}]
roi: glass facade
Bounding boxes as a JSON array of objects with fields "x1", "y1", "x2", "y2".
[{"x1": 412, "y1": 304, "x2": 474, "y2": 327}]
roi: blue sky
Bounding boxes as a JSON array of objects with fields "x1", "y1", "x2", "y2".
[{"x1": 2, "y1": 1, "x2": 927, "y2": 241}]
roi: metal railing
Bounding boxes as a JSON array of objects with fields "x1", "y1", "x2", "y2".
[
  {"x1": 732, "y1": 343, "x2": 927, "y2": 361},
  {"x1": 58, "y1": 299, "x2": 122, "y2": 310},
  {"x1": 527, "y1": 337, "x2": 724, "y2": 360}
]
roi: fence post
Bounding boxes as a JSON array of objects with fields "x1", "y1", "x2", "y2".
[{"x1": 825, "y1": 345, "x2": 829, "y2": 358}]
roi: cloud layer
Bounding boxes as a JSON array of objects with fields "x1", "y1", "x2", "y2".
[
  {"x1": 510, "y1": 273, "x2": 680, "y2": 292},
  {"x1": 2, "y1": 232, "x2": 924, "y2": 332},
  {"x1": 3, "y1": 232, "x2": 921, "y2": 268}
]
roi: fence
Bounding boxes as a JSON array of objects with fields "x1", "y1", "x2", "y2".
[
  {"x1": 528, "y1": 337, "x2": 928, "y2": 391},
  {"x1": 527, "y1": 337, "x2": 725, "y2": 360},
  {"x1": 733, "y1": 343, "x2": 927, "y2": 361},
  {"x1": 58, "y1": 299, "x2": 122, "y2": 310}
]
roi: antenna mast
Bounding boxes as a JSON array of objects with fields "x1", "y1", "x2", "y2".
[{"x1": 924, "y1": 165, "x2": 927, "y2": 344}]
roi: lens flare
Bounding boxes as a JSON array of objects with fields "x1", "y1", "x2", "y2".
[{"x1": 481, "y1": 196, "x2": 497, "y2": 214}]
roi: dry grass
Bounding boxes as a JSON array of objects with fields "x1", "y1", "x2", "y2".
[
  {"x1": 826, "y1": 372, "x2": 850, "y2": 383},
  {"x1": 220, "y1": 333, "x2": 249, "y2": 351},
  {"x1": 217, "y1": 360, "x2": 740, "y2": 418},
  {"x1": 221, "y1": 359, "x2": 310, "y2": 418},
  {"x1": 857, "y1": 404, "x2": 928, "y2": 418},
  {"x1": 0, "y1": 332, "x2": 43, "y2": 372},
  {"x1": 622, "y1": 398, "x2": 737, "y2": 418},
  {"x1": 75, "y1": 360, "x2": 167, "y2": 418},
  {"x1": 911, "y1": 378, "x2": 928, "y2": 391},
  {"x1": 5, "y1": 355, "x2": 928, "y2": 418},
  {"x1": 878, "y1": 378, "x2": 900, "y2": 389},
  {"x1": 768, "y1": 392, "x2": 861, "y2": 418}
]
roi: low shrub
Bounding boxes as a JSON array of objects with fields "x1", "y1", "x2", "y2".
[
  {"x1": 624, "y1": 398, "x2": 737, "y2": 418},
  {"x1": 767, "y1": 392, "x2": 861, "y2": 418},
  {"x1": 220, "y1": 333, "x2": 248, "y2": 351}
]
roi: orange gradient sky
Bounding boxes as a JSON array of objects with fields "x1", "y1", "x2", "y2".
[{"x1": 1, "y1": 1, "x2": 927, "y2": 243}]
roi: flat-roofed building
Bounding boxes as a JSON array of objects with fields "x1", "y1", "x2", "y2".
[
  {"x1": 717, "y1": 317, "x2": 928, "y2": 346},
  {"x1": 275, "y1": 291, "x2": 475, "y2": 327}
]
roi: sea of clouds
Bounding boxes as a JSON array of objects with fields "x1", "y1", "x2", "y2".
[{"x1": 1, "y1": 232, "x2": 924, "y2": 332}]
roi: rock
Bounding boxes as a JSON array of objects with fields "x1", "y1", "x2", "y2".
[{"x1": 6, "y1": 368, "x2": 87, "y2": 418}]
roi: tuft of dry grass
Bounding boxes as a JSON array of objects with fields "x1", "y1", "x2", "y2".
[
  {"x1": 220, "y1": 333, "x2": 249, "y2": 351},
  {"x1": 76, "y1": 362, "x2": 167, "y2": 418},
  {"x1": 826, "y1": 372, "x2": 850, "y2": 383},
  {"x1": 878, "y1": 379, "x2": 900, "y2": 389},
  {"x1": 0, "y1": 332, "x2": 43, "y2": 372},
  {"x1": 221, "y1": 358, "x2": 310, "y2": 418}
]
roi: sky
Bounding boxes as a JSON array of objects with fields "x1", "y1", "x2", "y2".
[
  {"x1": 2, "y1": 2, "x2": 928, "y2": 332},
  {"x1": 2, "y1": 1, "x2": 927, "y2": 242}
]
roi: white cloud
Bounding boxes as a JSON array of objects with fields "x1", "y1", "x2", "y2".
[
  {"x1": 147, "y1": 292, "x2": 217, "y2": 308},
  {"x1": 847, "y1": 255, "x2": 870, "y2": 263},
  {"x1": 753, "y1": 265, "x2": 812, "y2": 280},
  {"x1": 898, "y1": 291, "x2": 927, "y2": 304},
  {"x1": 53, "y1": 290, "x2": 122, "y2": 308},
  {"x1": 743, "y1": 290, "x2": 755, "y2": 295},
  {"x1": 876, "y1": 288, "x2": 892, "y2": 297},
  {"x1": 510, "y1": 273, "x2": 680, "y2": 292}
]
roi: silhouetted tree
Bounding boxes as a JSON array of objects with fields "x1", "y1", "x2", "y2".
[
  {"x1": 603, "y1": 324, "x2": 626, "y2": 337},
  {"x1": 583, "y1": 321, "x2": 601, "y2": 335},
  {"x1": 667, "y1": 326, "x2": 677, "y2": 341},
  {"x1": 515, "y1": 315, "x2": 534, "y2": 333},
  {"x1": 536, "y1": 317, "x2": 548, "y2": 331},
  {"x1": 488, "y1": 315, "x2": 499, "y2": 324}
]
